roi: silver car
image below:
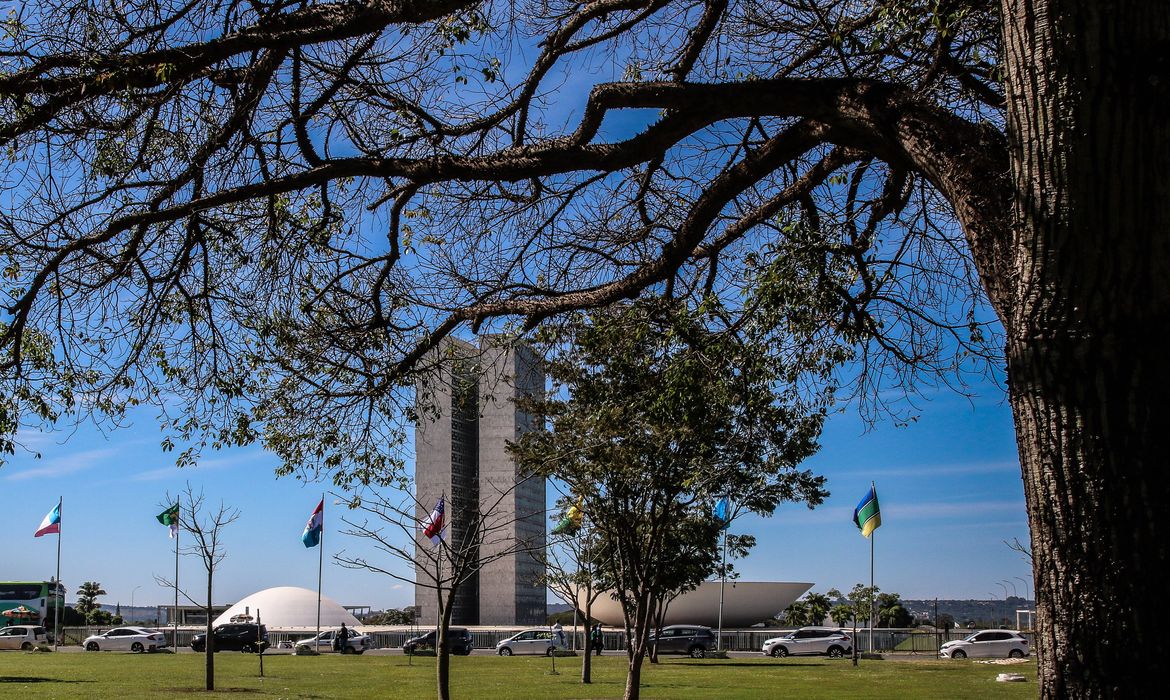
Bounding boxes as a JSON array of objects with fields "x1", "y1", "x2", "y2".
[
  {"x1": 762, "y1": 627, "x2": 853, "y2": 658},
  {"x1": 83, "y1": 627, "x2": 169, "y2": 652},
  {"x1": 294, "y1": 629, "x2": 371, "y2": 654},
  {"x1": 940, "y1": 630, "x2": 1030, "y2": 659},
  {"x1": 495, "y1": 629, "x2": 563, "y2": 656},
  {"x1": 0, "y1": 625, "x2": 49, "y2": 651}
]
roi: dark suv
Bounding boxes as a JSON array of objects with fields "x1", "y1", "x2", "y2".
[
  {"x1": 403, "y1": 628, "x2": 473, "y2": 655},
  {"x1": 190, "y1": 623, "x2": 269, "y2": 653},
  {"x1": 649, "y1": 625, "x2": 715, "y2": 658}
]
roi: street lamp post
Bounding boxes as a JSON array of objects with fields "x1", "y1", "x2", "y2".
[
  {"x1": 995, "y1": 583, "x2": 1010, "y2": 625},
  {"x1": 1014, "y1": 576, "x2": 1031, "y2": 601},
  {"x1": 1002, "y1": 579, "x2": 1018, "y2": 599},
  {"x1": 131, "y1": 586, "x2": 141, "y2": 611}
]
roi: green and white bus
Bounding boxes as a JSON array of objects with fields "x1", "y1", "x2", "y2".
[{"x1": 0, "y1": 581, "x2": 65, "y2": 623}]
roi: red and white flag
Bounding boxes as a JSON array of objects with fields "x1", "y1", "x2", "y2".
[{"x1": 422, "y1": 497, "x2": 445, "y2": 546}]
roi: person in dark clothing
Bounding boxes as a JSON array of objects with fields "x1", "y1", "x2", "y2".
[
  {"x1": 336, "y1": 623, "x2": 349, "y2": 652},
  {"x1": 590, "y1": 624, "x2": 602, "y2": 656}
]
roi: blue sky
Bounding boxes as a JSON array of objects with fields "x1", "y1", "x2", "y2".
[{"x1": 3, "y1": 367, "x2": 1031, "y2": 612}]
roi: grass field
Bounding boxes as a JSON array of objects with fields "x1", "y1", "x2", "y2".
[{"x1": 0, "y1": 652, "x2": 1036, "y2": 699}]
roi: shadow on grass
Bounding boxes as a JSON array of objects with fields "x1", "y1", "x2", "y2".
[
  {"x1": 1, "y1": 676, "x2": 92, "y2": 683},
  {"x1": 161, "y1": 688, "x2": 267, "y2": 695},
  {"x1": 668, "y1": 661, "x2": 825, "y2": 668}
]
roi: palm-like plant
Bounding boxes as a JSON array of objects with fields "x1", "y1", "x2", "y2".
[
  {"x1": 75, "y1": 581, "x2": 106, "y2": 622},
  {"x1": 785, "y1": 601, "x2": 810, "y2": 626},
  {"x1": 829, "y1": 603, "x2": 855, "y2": 627},
  {"x1": 804, "y1": 593, "x2": 832, "y2": 626}
]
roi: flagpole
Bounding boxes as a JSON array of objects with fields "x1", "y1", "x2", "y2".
[
  {"x1": 174, "y1": 506, "x2": 180, "y2": 651},
  {"x1": 316, "y1": 493, "x2": 323, "y2": 651},
  {"x1": 54, "y1": 496, "x2": 61, "y2": 650},
  {"x1": 869, "y1": 481, "x2": 875, "y2": 655},
  {"x1": 717, "y1": 529, "x2": 727, "y2": 653}
]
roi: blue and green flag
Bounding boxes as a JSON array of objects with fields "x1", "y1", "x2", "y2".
[{"x1": 852, "y1": 484, "x2": 881, "y2": 538}]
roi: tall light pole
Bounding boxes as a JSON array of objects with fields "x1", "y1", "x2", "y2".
[
  {"x1": 1014, "y1": 576, "x2": 1031, "y2": 601},
  {"x1": 1002, "y1": 579, "x2": 1018, "y2": 598},
  {"x1": 131, "y1": 586, "x2": 141, "y2": 610},
  {"x1": 995, "y1": 582, "x2": 1010, "y2": 625}
]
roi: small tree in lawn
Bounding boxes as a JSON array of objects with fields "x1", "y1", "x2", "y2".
[
  {"x1": 335, "y1": 482, "x2": 540, "y2": 700},
  {"x1": 828, "y1": 585, "x2": 880, "y2": 635},
  {"x1": 537, "y1": 496, "x2": 607, "y2": 683},
  {"x1": 510, "y1": 296, "x2": 834, "y2": 700},
  {"x1": 155, "y1": 486, "x2": 240, "y2": 691}
]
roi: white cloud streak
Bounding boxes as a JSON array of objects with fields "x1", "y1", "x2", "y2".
[{"x1": 4, "y1": 447, "x2": 120, "y2": 481}]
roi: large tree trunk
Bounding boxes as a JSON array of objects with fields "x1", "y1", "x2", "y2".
[
  {"x1": 582, "y1": 595, "x2": 593, "y2": 684},
  {"x1": 623, "y1": 644, "x2": 647, "y2": 700},
  {"x1": 1000, "y1": 1, "x2": 1170, "y2": 696},
  {"x1": 435, "y1": 589, "x2": 454, "y2": 700}
]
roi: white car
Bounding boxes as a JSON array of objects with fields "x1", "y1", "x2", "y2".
[
  {"x1": 940, "y1": 630, "x2": 1030, "y2": 659},
  {"x1": 762, "y1": 627, "x2": 853, "y2": 658},
  {"x1": 0, "y1": 625, "x2": 49, "y2": 651},
  {"x1": 495, "y1": 629, "x2": 564, "y2": 656},
  {"x1": 294, "y1": 629, "x2": 371, "y2": 654},
  {"x1": 83, "y1": 627, "x2": 169, "y2": 652}
]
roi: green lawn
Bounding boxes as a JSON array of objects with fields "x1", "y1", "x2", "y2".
[{"x1": 0, "y1": 652, "x2": 1036, "y2": 699}]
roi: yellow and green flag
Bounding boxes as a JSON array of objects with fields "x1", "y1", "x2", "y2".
[
  {"x1": 852, "y1": 484, "x2": 881, "y2": 538},
  {"x1": 551, "y1": 498, "x2": 584, "y2": 536}
]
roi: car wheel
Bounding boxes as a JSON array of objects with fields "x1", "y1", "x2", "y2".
[
  {"x1": 689, "y1": 645, "x2": 706, "y2": 659},
  {"x1": 772, "y1": 646, "x2": 788, "y2": 658},
  {"x1": 827, "y1": 646, "x2": 844, "y2": 658},
  {"x1": 498, "y1": 647, "x2": 512, "y2": 656},
  {"x1": 131, "y1": 642, "x2": 144, "y2": 653},
  {"x1": 1009, "y1": 649, "x2": 1025, "y2": 659},
  {"x1": 87, "y1": 642, "x2": 100, "y2": 651},
  {"x1": 951, "y1": 649, "x2": 967, "y2": 659},
  {"x1": 191, "y1": 644, "x2": 203, "y2": 653},
  {"x1": 354, "y1": 649, "x2": 364, "y2": 655},
  {"x1": 241, "y1": 643, "x2": 255, "y2": 654},
  {"x1": 545, "y1": 646, "x2": 555, "y2": 657},
  {"x1": 21, "y1": 642, "x2": 33, "y2": 651}
]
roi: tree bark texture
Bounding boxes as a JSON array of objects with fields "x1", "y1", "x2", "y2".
[
  {"x1": 436, "y1": 587, "x2": 454, "y2": 700},
  {"x1": 1001, "y1": 1, "x2": 1170, "y2": 696}
]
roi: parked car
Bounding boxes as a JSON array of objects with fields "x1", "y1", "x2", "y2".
[
  {"x1": 649, "y1": 625, "x2": 716, "y2": 658},
  {"x1": 0, "y1": 625, "x2": 49, "y2": 651},
  {"x1": 762, "y1": 627, "x2": 853, "y2": 658},
  {"x1": 190, "y1": 623, "x2": 268, "y2": 653},
  {"x1": 83, "y1": 627, "x2": 168, "y2": 653},
  {"x1": 294, "y1": 628, "x2": 371, "y2": 654},
  {"x1": 403, "y1": 628, "x2": 473, "y2": 655},
  {"x1": 495, "y1": 629, "x2": 564, "y2": 656},
  {"x1": 940, "y1": 630, "x2": 1030, "y2": 659}
]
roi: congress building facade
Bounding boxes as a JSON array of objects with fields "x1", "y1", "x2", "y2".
[{"x1": 414, "y1": 337, "x2": 546, "y2": 626}]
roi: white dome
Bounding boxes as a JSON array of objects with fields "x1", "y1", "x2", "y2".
[{"x1": 213, "y1": 587, "x2": 360, "y2": 628}]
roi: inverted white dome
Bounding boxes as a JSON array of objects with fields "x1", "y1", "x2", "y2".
[
  {"x1": 213, "y1": 586, "x2": 359, "y2": 628},
  {"x1": 582, "y1": 581, "x2": 813, "y2": 627}
]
